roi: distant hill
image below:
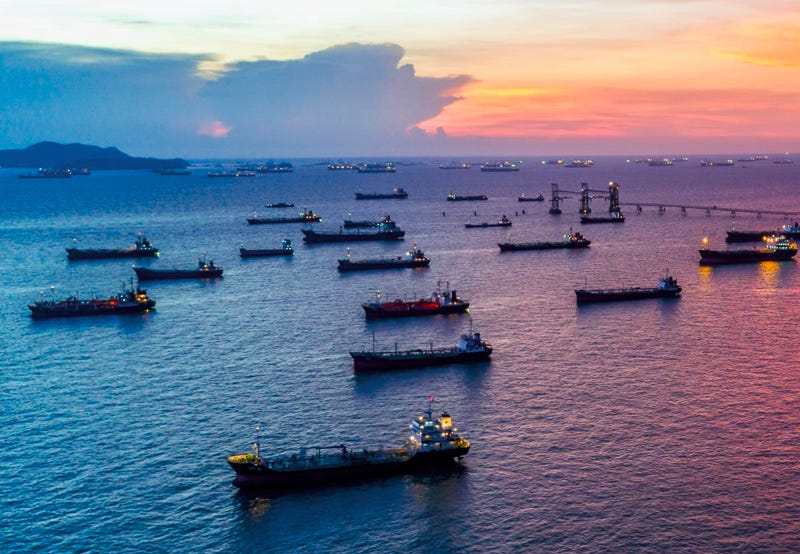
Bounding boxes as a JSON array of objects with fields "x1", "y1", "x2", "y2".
[{"x1": 0, "y1": 141, "x2": 188, "y2": 170}]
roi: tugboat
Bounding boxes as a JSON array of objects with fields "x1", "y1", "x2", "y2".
[
  {"x1": 28, "y1": 281, "x2": 155, "y2": 318},
  {"x1": 227, "y1": 398, "x2": 470, "y2": 489},
  {"x1": 698, "y1": 235, "x2": 798, "y2": 265},
  {"x1": 446, "y1": 193, "x2": 488, "y2": 201},
  {"x1": 240, "y1": 239, "x2": 294, "y2": 258},
  {"x1": 498, "y1": 229, "x2": 590, "y2": 251},
  {"x1": 354, "y1": 187, "x2": 408, "y2": 200},
  {"x1": 247, "y1": 209, "x2": 321, "y2": 224},
  {"x1": 575, "y1": 273, "x2": 682, "y2": 303},
  {"x1": 518, "y1": 193, "x2": 544, "y2": 202},
  {"x1": 337, "y1": 246, "x2": 429, "y2": 271},
  {"x1": 66, "y1": 236, "x2": 160, "y2": 260},
  {"x1": 350, "y1": 329, "x2": 492, "y2": 371},
  {"x1": 133, "y1": 257, "x2": 223, "y2": 280},
  {"x1": 362, "y1": 283, "x2": 469, "y2": 319},
  {"x1": 465, "y1": 215, "x2": 512, "y2": 228},
  {"x1": 302, "y1": 215, "x2": 405, "y2": 243}
]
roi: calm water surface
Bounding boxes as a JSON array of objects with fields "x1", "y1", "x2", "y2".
[{"x1": 1, "y1": 158, "x2": 799, "y2": 553}]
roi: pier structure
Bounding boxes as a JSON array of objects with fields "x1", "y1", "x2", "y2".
[
  {"x1": 548, "y1": 181, "x2": 800, "y2": 219},
  {"x1": 550, "y1": 181, "x2": 623, "y2": 217}
]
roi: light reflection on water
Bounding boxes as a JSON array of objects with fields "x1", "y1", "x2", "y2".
[{"x1": 1, "y1": 159, "x2": 799, "y2": 553}]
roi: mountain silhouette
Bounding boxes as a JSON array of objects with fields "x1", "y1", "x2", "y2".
[{"x1": 0, "y1": 141, "x2": 188, "y2": 169}]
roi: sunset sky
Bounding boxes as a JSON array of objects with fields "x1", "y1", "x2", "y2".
[{"x1": 2, "y1": 0, "x2": 799, "y2": 157}]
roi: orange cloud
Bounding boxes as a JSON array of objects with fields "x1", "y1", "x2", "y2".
[{"x1": 198, "y1": 119, "x2": 231, "y2": 138}]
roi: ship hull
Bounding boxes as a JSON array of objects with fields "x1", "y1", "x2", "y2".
[
  {"x1": 66, "y1": 248, "x2": 159, "y2": 260},
  {"x1": 247, "y1": 217, "x2": 319, "y2": 224},
  {"x1": 302, "y1": 230, "x2": 405, "y2": 243},
  {"x1": 337, "y1": 260, "x2": 430, "y2": 271},
  {"x1": 725, "y1": 230, "x2": 800, "y2": 243},
  {"x1": 350, "y1": 349, "x2": 492, "y2": 371},
  {"x1": 29, "y1": 301, "x2": 155, "y2": 319},
  {"x1": 499, "y1": 240, "x2": 590, "y2": 251},
  {"x1": 354, "y1": 193, "x2": 407, "y2": 200},
  {"x1": 580, "y1": 216, "x2": 625, "y2": 224},
  {"x1": 575, "y1": 288, "x2": 681, "y2": 303},
  {"x1": 133, "y1": 268, "x2": 223, "y2": 280},
  {"x1": 465, "y1": 223, "x2": 511, "y2": 228},
  {"x1": 698, "y1": 248, "x2": 797, "y2": 265},
  {"x1": 447, "y1": 196, "x2": 487, "y2": 201},
  {"x1": 362, "y1": 302, "x2": 469, "y2": 319},
  {"x1": 518, "y1": 196, "x2": 544, "y2": 202},
  {"x1": 228, "y1": 448, "x2": 468, "y2": 489},
  {"x1": 239, "y1": 248, "x2": 293, "y2": 258}
]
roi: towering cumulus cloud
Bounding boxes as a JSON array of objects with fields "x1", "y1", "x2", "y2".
[
  {"x1": 201, "y1": 43, "x2": 473, "y2": 155},
  {"x1": 0, "y1": 41, "x2": 472, "y2": 157}
]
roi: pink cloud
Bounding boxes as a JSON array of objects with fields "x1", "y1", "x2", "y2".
[{"x1": 198, "y1": 120, "x2": 231, "y2": 138}]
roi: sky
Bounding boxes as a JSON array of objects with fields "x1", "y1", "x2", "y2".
[{"x1": 1, "y1": 0, "x2": 799, "y2": 158}]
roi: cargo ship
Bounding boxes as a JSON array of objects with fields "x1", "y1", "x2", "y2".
[
  {"x1": 580, "y1": 211, "x2": 625, "y2": 224},
  {"x1": 350, "y1": 330, "x2": 492, "y2": 371},
  {"x1": 354, "y1": 187, "x2": 408, "y2": 200},
  {"x1": 302, "y1": 215, "x2": 404, "y2": 243},
  {"x1": 698, "y1": 235, "x2": 797, "y2": 265},
  {"x1": 575, "y1": 274, "x2": 682, "y2": 303},
  {"x1": 447, "y1": 193, "x2": 488, "y2": 201},
  {"x1": 498, "y1": 230, "x2": 590, "y2": 251},
  {"x1": 247, "y1": 209, "x2": 320, "y2": 224},
  {"x1": 726, "y1": 222, "x2": 800, "y2": 243},
  {"x1": 227, "y1": 399, "x2": 470, "y2": 489},
  {"x1": 337, "y1": 247, "x2": 429, "y2": 271},
  {"x1": 133, "y1": 258, "x2": 223, "y2": 280},
  {"x1": 465, "y1": 215, "x2": 512, "y2": 228},
  {"x1": 66, "y1": 236, "x2": 159, "y2": 260},
  {"x1": 479, "y1": 161, "x2": 519, "y2": 172},
  {"x1": 362, "y1": 284, "x2": 469, "y2": 319},
  {"x1": 240, "y1": 239, "x2": 294, "y2": 258},
  {"x1": 518, "y1": 193, "x2": 544, "y2": 202},
  {"x1": 356, "y1": 163, "x2": 396, "y2": 173},
  {"x1": 28, "y1": 282, "x2": 155, "y2": 318}
]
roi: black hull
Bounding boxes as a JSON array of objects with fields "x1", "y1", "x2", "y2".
[
  {"x1": 338, "y1": 260, "x2": 430, "y2": 271},
  {"x1": 350, "y1": 349, "x2": 492, "y2": 371},
  {"x1": 518, "y1": 197, "x2": 544, "y2": 202},
  {"x1": 498, "y1": 240, "x2": 590, "y2": 251},
  {"x1": 302, "y1": 230, "x2": 405, "y2": 243},
  {"x1": 133, "y1": 268, "x2": 223, "y2": 280},
  {"x1": 343, "y1": 221, "x2": 378, "y2": 229},
  {"x1": 247, "y1": 217, "x2": 319, "y2": 224},
  {"x1": 363, "y1": 303, "x2": 469, "y2": 319},
  {"x1": 725, "y1": 231, "x2": 773, "y2": 243},
  {"x1": 29, "y1": 302, "x2": 155, "y2": 319},
  {"x1": 66, "y1": 248, "x2": 159, "y2": 260},
  {"x1": 575, "y1": 288, "x2": 681, "y2": 303},
  {"x1": 354, "y1": 194, "x2": 407, "y2": 200},
  {"x1": 229, "y1": 449, "x2": 468, "y2": 489},
  {"x1": 698, "y1": 248, "x2": 797, "y2": 265},
  {"x1": 239, "y1": 248, "x2": 293, "y2": 258},
  {"x1": 465, "y1": 223, "x2": 511, "y2": 228},
  {"x1": 580, "y1": 216, "x2": 625, "y2": 224},
  {"x1": 447, "y1": 196, "x2": 488, "y2": 201}
]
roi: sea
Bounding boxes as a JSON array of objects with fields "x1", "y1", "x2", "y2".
[{"x1": 1, "y1": 157, "x2": 799, "y2": 553}]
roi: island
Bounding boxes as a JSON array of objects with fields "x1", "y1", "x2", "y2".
[{"x1": 0, "y1": 141, "x2": 188, "y2": 170}]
